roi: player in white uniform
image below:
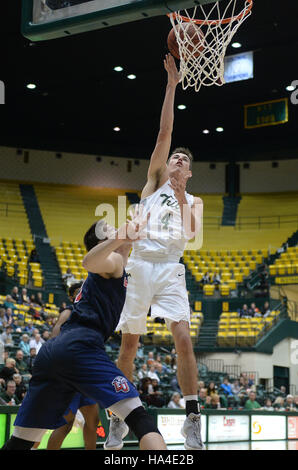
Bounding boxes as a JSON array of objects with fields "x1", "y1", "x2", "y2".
[{"x1": 104, "y1": 54, "x2": 204, "y2": 451}]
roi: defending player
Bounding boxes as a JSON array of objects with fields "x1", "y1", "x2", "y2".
[
  {"x1": 105, "y1": 54, "x2": 204, "y2": 451},
  {"x1": 46, "y1": 282, "x2": 99, "y2": 450},
  {"x1": 2, "y1": 208, "x2": 167, "y2": 451}
]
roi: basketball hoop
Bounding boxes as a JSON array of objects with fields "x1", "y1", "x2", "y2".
[{"x1": 168, "y1": 0, "x2": 253, "y2": 92}]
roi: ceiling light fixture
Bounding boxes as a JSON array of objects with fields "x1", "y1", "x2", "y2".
[
  {"x1": 286, "y1": 85, "x2": 295, "y2": 92},
  {"x1": 216, "y1": 127, "x2": 224, "y2": 132},
  {"x1": 202, "y1": 129, "x2": 210, "y2": 134},
  {"x1": 26, "y1": 83, "x2": 36, "y2": 89},
  {"x1": 231, "y1": 42, "x2": 242, "y2": 48},
  {"x1": 114, "y1": 66, "x2": 123, "y2": 72},
  {"x1": 177, "y1": 104, "x2": 186, "y2": 110},
  {"x1": 113, "y1": 126, "x2": 121, "y2": 132},
  {"x1": 127, "y1": 74, "x2": 136, "y2": 80}
]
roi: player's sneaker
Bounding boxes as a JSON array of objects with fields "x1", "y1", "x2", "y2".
[
  {"x1": 181, "y1": 413, "x2": 205, "y2": 450},
  {"x1": 104, "y1": 415, "x2": 129, "y2": 450}
]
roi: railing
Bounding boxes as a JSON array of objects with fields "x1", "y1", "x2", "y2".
[
  {"x1": 236, "y1": 214, "x2": 298, "y2": 231},
  {"x1": 0, "y1": 202, "x2": 25, "y2": 217},
  {"x1": 203, "y1": 214, "x2": 298, "y2": 231}
]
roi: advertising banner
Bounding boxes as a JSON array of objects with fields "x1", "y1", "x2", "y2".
[
  {"x1": 208, "y1": 415, "x2": 249, "y2": 442},
  {"x1": 251, "y1": 415, "x2": 286, "y2": 441}
]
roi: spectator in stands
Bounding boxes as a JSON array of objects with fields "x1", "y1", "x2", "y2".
[
  {"x1": 240, "y1": 372, "x2": 254, "y2": 387},
  {"x1": 62, "y1": 268, "x2": 78, "y2": 288},
  {"x1": 278, "y1": 385, "x2": 287, "y2": 398},
  {"x1": 147, "y1": 364, "x2": 160, "y2": 383},
  {"x1": 29, "y1": 249, "x2": 39, "y2": 263},
  {"x1": 0, "y1": 308, "x2": 5, "y2": 328},
  {"x1": 19, "y1": 288, "x2": 30, "y2": 305},
  {"x1": 250, "y1": 303, "x2": 260, "y2": 317},
  {"x1": 231, "y1": 379, "x2": 241, "y2": 396},
  {"x1": 262, "y1": 398, "x2": 274, "y2": 411},
  {"x1": 197, "y1": 388, "x2": 207, "y2": 408},
  {"x1": 41, "y1": 330, "x2": 50, "y2": 342},
  {"x1": 0, "y1": 379, "x2": 21, "y2": 405},
  {"x1": 3, "y1": 296, "x2": 17, "y2": 311},
  {"x1": 35, "y1": 292, "x2": 44, "y2": 307},
  {"x1": 220, "y1": 377, "x2": 234, "y2": 397},
  {"x1": 0, "y1": 358, "x2": 19, "y2": 383},
  {"x1": 244, "y1": 391, "x2": 261, "y2": 410},
  {"x1": 154, "y1": 362, "x2": 165, "y2": 381},
  {"x1": 23, "y1": 321, "x2": 35, "y2": 336},
  {"x1": 239, "y1": 304, "x2": 250, "y2": 318},
  {"x1": 198, "y1": 381, "x2": 205, "y2": 392},
  {"x1": 147, "y1": 378, "x2": 164, "y2": 408},
  {"x1": 27, "y1": 348, "x2": 37, "y2": 375},
  {"x1": 164, "y1": 355, "x2": 174, "y2": 374},
  {"x1": 285, "y1": 395, "x2": 296, "y2": 411},
  {"x1": 212, "y1": 273, "x2": 221, "y2": 286},
  {"x1": 18, "y1": 334, "x2": 30, "y2": 357},
  {"x1": 11, "y1": 287, "x2": 20, "y2": 303},
  {"x1": 168, "y1": 392, "x2": 185, "y2": 409},
  {"x1": 138, "y1": 377, "x2": 152, "y2": 404},
  {"x1": 137, "y1": 364, "x2": 148, "y2": 381},
  {"x1": 146, "y1": 351, "x2": 155, "y2": 367},
  {"x1": 273, "y1": 396, "x2": 285, "y2": 411},
  {"x1": 136, "y1": 342, "x2": 144, "y2": 360},
  {"x1": 205, "y1": 394, "x2": 221, "y2": 410},
  {"x1": 170, "y1": 374, "x2": 181, "y2": 393},
  {"x1": 202, "y1": 272, "x2": 210, "y2": 285},
  {"x1": 294, "y1": 396, "x2": 298, "y2": 409},
  {"x1": 29, "y1": 333, "x2": 44, "y2": 355},
  {"x1": 12, "y1": 374, "x2": 27, "y2": 402},
  {"x1": 262, "y1": 301, "x2": 271, "y2": 318},
  {"x1": 206, "y1": 381, "x2": 218, "y2": 397},
  {"x1": 14, "y1": 350, "x2": 29, "y2": 375},
  {"x1": 4, "y1": 308, "x2": 14, "y2": 327},
  {"x1": 0, "y1": 326, "x2": 14, "y2": 346}
]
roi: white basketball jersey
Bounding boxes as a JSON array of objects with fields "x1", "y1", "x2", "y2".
[{"x1": 132, "y1": 179, "x2": 194, "y2": 261}]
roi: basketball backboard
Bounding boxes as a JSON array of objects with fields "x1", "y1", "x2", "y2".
[{"x1": 21, "y1": 0, "x2": 218, "y2": 41}]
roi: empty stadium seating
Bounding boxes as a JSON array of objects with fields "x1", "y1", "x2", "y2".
[
  {"x1": 183, "y1": 248, "x2": 267, "y2": 297},
  {"x1": 0, "y1": 238, "x2": 44, "y2": 287},
  {"x1": 216, "y1": 310, "x2": 281, "y2": 347},
  {"x1": 269, "y1": 246, "x2": 298, "y2": 276},
  {"x1": 0, "y1": 182, "x2": 32, "y2": 240},
  {"x1": 34, "y1": 184, "x2": 132, "y2": 246}
]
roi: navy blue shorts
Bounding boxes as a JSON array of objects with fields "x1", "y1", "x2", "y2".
[
  {"x1": 14, "y1": 324, "x2": 138, "y2": 429},
  {"x1": 66, "y1": 393, "x2": 97, "y2": 417}
]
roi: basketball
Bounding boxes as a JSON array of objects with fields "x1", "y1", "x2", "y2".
[{"x1": 167, "y1": 22, "x2": 205, "y2": 60}]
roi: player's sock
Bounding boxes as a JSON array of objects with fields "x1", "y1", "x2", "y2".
[{"x1": 184, "y1": 395, "x2": 200, "y2": 416}]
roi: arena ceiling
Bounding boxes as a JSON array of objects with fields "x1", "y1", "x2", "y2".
[{"x1": 1, "y1": 0, "x2": 298, "y2": 163}]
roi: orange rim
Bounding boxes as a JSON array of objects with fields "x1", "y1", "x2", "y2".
[{"x1": 168, "y1": 0, "x2": 253, "y2": 26}]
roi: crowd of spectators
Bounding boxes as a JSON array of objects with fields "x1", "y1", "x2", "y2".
[
  {"x1": 237, "y1": 301, "x2": 272, "y2": 318},
  {"x1": 1, "y1": 288, "x2": 298, "y2": 413},
  {"x1": 0, "y1": 286, "x2": 57, "y2": 405}
]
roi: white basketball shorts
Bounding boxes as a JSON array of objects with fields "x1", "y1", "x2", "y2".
[{"x1": 116, "y1": 256, "x2": 190, "y2": 335}]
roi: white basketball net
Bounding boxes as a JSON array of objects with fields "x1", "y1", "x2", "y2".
[{"x1": 169, "y1": 0, "x2": 253, "y2": 92}]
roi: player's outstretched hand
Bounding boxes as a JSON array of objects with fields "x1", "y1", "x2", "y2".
[
  {"x1": 169, "y1": 169, "x2": 188, "y2": 203},
  {"x1": 117, "y1": 204, "x2": 150, "y2": 242},
  {"x1": 164, "y1": 53, "x2": 181, "y2": 87}
]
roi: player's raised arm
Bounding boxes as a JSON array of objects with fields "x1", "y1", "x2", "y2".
[
  {"x1": 146, "y1": 54, "x2": 181, "y2": 182},
  {"x1": 82, "y1": 206, "x2": 149, "y2": 276}
]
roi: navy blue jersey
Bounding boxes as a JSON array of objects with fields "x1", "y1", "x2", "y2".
[{"x1": 65, "y1": 271, "x2": 128, "y2": 342}]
